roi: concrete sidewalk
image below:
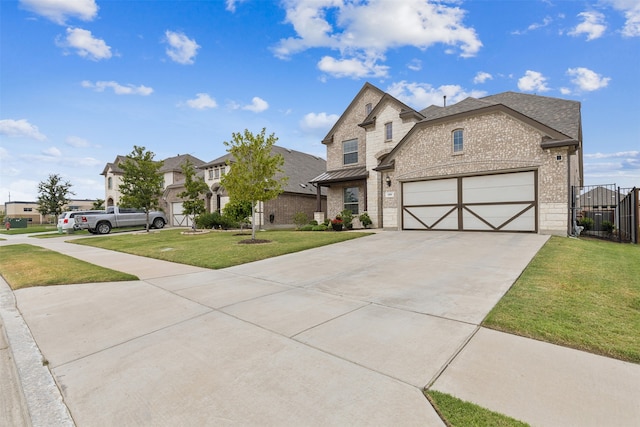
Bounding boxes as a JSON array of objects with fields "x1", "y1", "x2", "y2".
[{"x1": 1, "y1": 230, "x2": 639, "y2": 426}]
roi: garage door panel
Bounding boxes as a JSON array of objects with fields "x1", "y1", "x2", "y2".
[
  {"x1": 403, "y1": 179, "x2": 457, "y2": 205},
  {"x1": 402, "y1": 171, "x2": 537, "y2": 233},
  {"x1": 463, "y1": 172, "x2": 535, "y2": 203},
  {"x1": 463, "y1": 204, "x2": 535, "y2": 231},
  {"x1": 403, "y1": 206, "x2": 458, "y2": 230}
]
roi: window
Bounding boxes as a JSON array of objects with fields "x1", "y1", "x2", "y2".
[
  {"x1": 23, "y1": 207, "x2": 33, "y2": 212},
  {"x1": 343, "y1": 139, "x2": 358, "y2": 165},
  {"x1": 385, "y1": 122, "x2": 392, "y2": 141},
  {"x1": 214, "y1": 167, "x2": 220, "y2": 179},
  {"x1": 208, "y1": 169, "x2": 214, "y2": 179},
  {"x1": 344, "y1": 187, "x2": 359, "y2": 214},
  {"x1": 365, "y1": 103, "x2": 372, "y2": 115},
  {"x1": 220, "y1": 166, "x2": 226, "y2": 176},
  {"x1": 453, "y1": 129, "x2": 464, "y2": 153},
  {"x1": 107, "y1": 177, "x2": 113, "y2": 190}
]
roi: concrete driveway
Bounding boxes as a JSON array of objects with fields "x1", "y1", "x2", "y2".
[{"x1": 11, "y1": 231, "x2": 549, "y2": 425}]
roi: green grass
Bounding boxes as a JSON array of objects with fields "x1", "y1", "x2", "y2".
[
  {"x1": 426, "y1": 390, "x2": 529, "y2": 427},
  {"x1": 484, "y1": 236, "x2": 640, "y2": 363},
  {"x1": 0, "y1": 244, "x2": 138, "y2": 290},
  {"x1": 0, "y1": 225, "x2": 57, "y2": 235},
  {"x1": 70, "y1": 229, "x2": 372, "y2": 269}
]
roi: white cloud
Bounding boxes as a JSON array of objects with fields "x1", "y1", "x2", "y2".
[
  {"x1": 42, "y1": 146, "x2": 62, "y2": 157},
  {"x1": 66, "y1": 136, "x2": 90, "y2": 147},
  {"x1": 57, "y1": 27, "x2": 112, "y2": 60},
  {"x1": 0, "y1": 119, "x2": 47, "y2": 141},
  {"x1": 300, "y1": 112, "x2": 339, "y2": 132},
  {"x1": 569, "y1": 11, "x2": 607, "y2": 40},
  {"x1": 318, "y1": 55, "x2": 389, "y2": 79},
  {"x1": 560, "y1": 87, "x2": 572, "y2": 95},
  {"x1": 512, "y1": 16, "x2": 553, "y2": 35},
  {"x1": 604, "y1": 0, "x2": 640, "y2": 37},
  {"x1": 225, "y1": 0, "x2": 248, "y2": 12},
  {"x1": 242, "y1": 97, "x2": 269, "y2": 113},
  {"x1": 164, "y1": 30, "x2": 200, "y2": 65},
  {"x1": 386, "y1": 81, "x2": 487, "y2": 109},
  {"x1": 566, "y1": 67, "x2": 610, "y2": 91},
  {"x1": 517, "y1": 70, "x2": 550, "y2": 92},
  {"x1": 20, "y1": 0, "x2": 98, "y2": 24},
  {"x1": 81, "y1": 80, "x2": 153, "y2": 96},
  {"x1": 473, "y1": 71, "x2": 493, "y2": 84},
  {"x1": 274, "y1": 0, "x2": 481, "y2": 78},
  {"x1": 584, "y1": 151, "x2": 639, "y2": 159},
  {"x1": 407, "y1": 59, "x2": 422, "y2": 71},
  {"x1": 184, "y1": 93, "x2": 217, "y2": 110},
  {"x1": 0, "y1": 147, "x2": 10, "y2": 161}
]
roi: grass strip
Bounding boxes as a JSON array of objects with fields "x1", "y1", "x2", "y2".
[
  {"x1": 0, "y1": 244, "x2": 138, "y2": 290},
  {"x1": 0, "y1": 225, "x2": 58, "y2": 235},
  {"x1": 425, "y1": 390, "x2": 529, "y2": 427},
  {"x1": 70, "y1": 229, "x2": 372, "y2": 269},
  {"x1": 484, "y1": 236, "x2": 640, "y2": 363}
]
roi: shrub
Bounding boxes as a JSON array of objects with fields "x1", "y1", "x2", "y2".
[
  {"x1": 579, "y1": 217, "x2": 595, "y2": 231},
  {"x1": 359, "y1": 212, "x2": 372, "y2": 228},
  {"x1": 602, "y1": 220, "x2": 615, "y2": 233},
  {"x1": 293, "y1": 212, "x2": 309, "y2": 230},
  {"x1": 300, "y1": 224, "x2": 314, "y2": 231},
  {"x1": 196, "y1": 212, "x2": 238, "y2": 230},
  {"x1": 309, "y1": 220, "x2": 318, "y2": 226},
  {"x1": 323, "y1": 218, "x2": 331, "y2": 227},
  {"x1": 340, "y1": 210, "x2": 354, "y2": 229},
  {"x1": 312, "y1": 224, "x2": 328, "y2": 231}
]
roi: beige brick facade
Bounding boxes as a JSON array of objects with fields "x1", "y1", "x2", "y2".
[{"x1": 317, "y1": 83, "x2": 583, "y2": 235}]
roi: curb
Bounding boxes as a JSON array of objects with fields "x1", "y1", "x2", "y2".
[{"x1": 0, "y1": 278, "x2": 75, "y2": 427}]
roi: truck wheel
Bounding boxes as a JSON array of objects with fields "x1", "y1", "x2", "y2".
[
  {"x1": 152, "y1": 217, "x2": 165, "y2": 229},
  {"x1": 96, "y1": 222, "x2": 112, "y2": 234},
  {"x1": 88, "y1": 229, "x2": 97, "y2": 234}
]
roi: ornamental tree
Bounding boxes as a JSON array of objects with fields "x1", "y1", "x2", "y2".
[
  {"x1": 220, "y1": 128, "x2": 288, "y2": 240},
  {"x1": 36, "y1": 173, "x2": 75, "y2": 222},
  {"x1": 177, "y1": 159, "x2": 210, "y2": 230},
  {"x1": 118, "y1": 145, "x2": 164, "y2": 232}
]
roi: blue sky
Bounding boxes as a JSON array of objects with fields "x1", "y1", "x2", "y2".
[{"x1": 1, "y1": 0, "x2": 639, "y2": 205}]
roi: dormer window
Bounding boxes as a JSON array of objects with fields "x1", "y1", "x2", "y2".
[{"x1": 453, "y1": 129, "x2": 464, "y2": 153}]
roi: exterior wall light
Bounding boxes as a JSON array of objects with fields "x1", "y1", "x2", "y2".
[{"x1": 386, "y1": 176, "x2": 392, "y2": 187}]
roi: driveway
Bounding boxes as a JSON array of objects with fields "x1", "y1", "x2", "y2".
[{"x1": 11, "y1": 231, "x2": 548, "y2": 425}]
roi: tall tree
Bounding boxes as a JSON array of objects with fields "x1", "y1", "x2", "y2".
[
  {"x1": 37, "y1": 174, "x2": 75, "y2": 222},
  {"x1": 221, "y1": 128, "x2": 287, "y2": 240},
  {"x1": 118, "y1": 145, "x2": 164, "y2": 232},
  {"x1": 177, "y1": 159, "x2": 210, "y2": 230}
]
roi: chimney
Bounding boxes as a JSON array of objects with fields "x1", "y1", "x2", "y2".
[{"x1": 443, "y1": 95, "x2": 447, "y2": 107}]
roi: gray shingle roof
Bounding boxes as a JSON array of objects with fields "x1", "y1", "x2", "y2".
[
  {"x1": 201, "y1": 146, "x2": 327, "y2": 196},
  {"x1": 159, "y1": 154, "x2": 205, "y2": 173},
  {"x1": 418, "y1": 92, "x2": 581, "y2": 140}
]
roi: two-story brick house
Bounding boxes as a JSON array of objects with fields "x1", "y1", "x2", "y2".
[{"x1": 311, "y1": 82, "x2": 583, "y2": 235}]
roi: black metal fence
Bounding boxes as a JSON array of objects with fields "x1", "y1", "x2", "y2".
[{"x1": 571, "y1": 184, "x2": 639, "y2": 243}]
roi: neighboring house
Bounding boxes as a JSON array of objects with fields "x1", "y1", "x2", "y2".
[
  {"x1": 577, "y1": 186, "x2": 619, "y2": 211},
  {"x1": 4, "y1": 199, "x2": 98, "y2": 224},
  {"x1": 199, "y1": 145, "x2": 327, "y2": 228},
  {"x1": 101, "y1": 153, "x2": 205, "y2": 222},
  {"x1": 311, "y1": 82, "x2": 583, "y2": 235}
]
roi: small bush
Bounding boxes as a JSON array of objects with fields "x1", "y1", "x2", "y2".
[
  {"x1": 340, "y1": 210, "x2": 354, "y2": 229},
  {"x1": 196, "y1": 212, "x2": 238, "y2": 230},
  {"x1": 312, "y1": 224, "x2": 328, "y2": 231},
  {"x1": 300, "y1": 224, "x2": 314, "y2": 231},
  {"x1": 293, "y1": 212, "x2": 309, "y2": 230},
  {"x1": 323, "y1": 218, "x2": 331, "y2": 227},
  {"x1": 579, "y1": 217, "x2": 594, "y2": 231},
  {"x1": 309, "y1": 220, "x2": 318, "y2": 226},
  {"x1": 602, "y1": 220, "x2": 615, "y2": 233},
  {"x1": 359, "y1": 212, "x2": 372, "y2": 228}
]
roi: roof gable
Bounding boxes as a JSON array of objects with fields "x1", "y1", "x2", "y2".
[
  {"x1": 359, "y1": 93, "x2": 423, "y2": 128},
  {"x1": 321, "y1": 82, "x2": 385, "y2": 144}
]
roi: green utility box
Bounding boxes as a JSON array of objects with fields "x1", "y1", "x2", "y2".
[{"x1": 6, "y1": 218, "x2": 28, "y2": 228}]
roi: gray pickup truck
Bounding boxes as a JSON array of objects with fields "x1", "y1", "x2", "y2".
[{"x1": 77, "y1": 207, "x2": 167, "y2": 234}]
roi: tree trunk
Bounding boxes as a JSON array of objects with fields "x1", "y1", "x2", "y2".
[{"x1": 251, "y1": 202, "x2": 256, "y2": 240}]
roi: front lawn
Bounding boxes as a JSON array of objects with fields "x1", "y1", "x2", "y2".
[
  {"x1": 0, "y1": 225, "x2": 57, "y2": 235},
  {"x1": 70, "y1": 229, "x2": 372, "y2": 269},
  {"x1": 484, "y1": 236, "x2": 640, "y2": 363},
  {"x1": 0, "y1": 244, "x2": 138, "y2": 290}
]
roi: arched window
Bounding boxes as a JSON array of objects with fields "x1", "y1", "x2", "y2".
[
  {"x1": 107, "y1": 177, "x2": 113, "y2": 189},
  {"x1": 453, "y1": 129, "x2": 464, "y2": 153}
]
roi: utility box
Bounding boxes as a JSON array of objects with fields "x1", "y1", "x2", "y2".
[{"x1": 7, "y1": 218, "x2": 28, "y2": 228}]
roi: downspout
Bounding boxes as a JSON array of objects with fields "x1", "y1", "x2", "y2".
[{"x1": 567, "y1": 150, "x2": 572, "y2": 236}]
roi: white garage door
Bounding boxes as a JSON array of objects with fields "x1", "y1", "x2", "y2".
[
  {"x1": 402, "y1": 171, "x2": 537, "y2": 232},
  {"x1": 171, "y1": 202, "x2": 193, "y2": 227}
]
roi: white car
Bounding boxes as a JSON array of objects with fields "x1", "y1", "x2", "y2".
[{"x1": 57, "y1": 210, "x2": 105, "y2": 232}]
